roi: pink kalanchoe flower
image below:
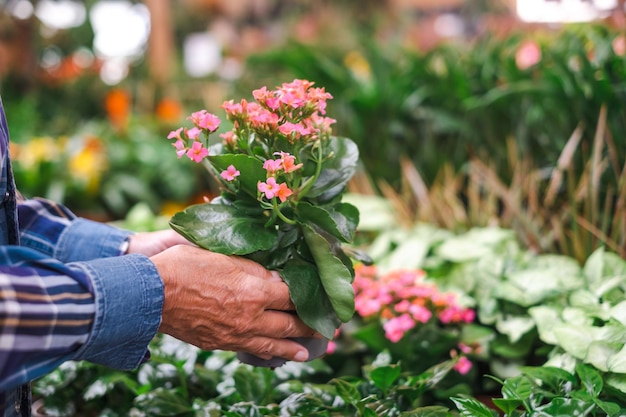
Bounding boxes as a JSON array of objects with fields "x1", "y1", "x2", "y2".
[
  {"x1": 187, "y1": 127, "x2": 202, "y2": 140},
  {"x1": 355, "y1": 298, "x2": 383, "y2": 317},
  {"x1": 383, "y1": 313, "x2": 415, "y2": 343},
  {"x1": 173, "y1": 139, "x2": 186, "y2": 158},
  {"x1": 199, "y1": 113, "x2": 220, "y2": 131},
  {"x1": 186, "y1": 141, "x2": 208, "y2": 163},
  {"x1": 453, "y1": 356, "x2": 473, "y2": 375},
  {"x1": 263, "y1": 159, "x2": 283, "y2": 174},
  {"x1": 220, "y1": 131, "x2": 237, "y2": 147},
  {"x1": 276, "y1": 152, "x2": 303, "y2": 173},
  {"x1": 220, "y1": 164, "x2": 240, "y2": 182},
  {"x1": 274, "y1": 182, "x2": 293, "y2": 203},
  {"x1": 409, "y1": 304, "x2": 433, "y2": 324},
  {"x1": 167, "y1": 127, "x2": 183, "y2": 141},
  {"x1": 187, "y1": 110, "x2": 220, "y2": 132},
  {"x1": 258, "y1": 177, "x2": 279, "y2": 199},
  {"x1": 188, "y1": 110, "x2": 221, "y2": 132}
]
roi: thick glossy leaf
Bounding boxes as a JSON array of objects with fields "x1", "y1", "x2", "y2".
[
  {"x1": 302, "y1": 223, "x2": 355, "y2": 322},
  {"x1": 307, "y1": 136, "x2": 359, "y2": 202},
  {"x1": 209, "y1": 154, "x2": 266, "y2": 198},
  {"x1": 297, "y1": 201, "x2": 359, "y2": 243},
  {"x1": 169, "y1": 203, "x2": 277, "y2": 255},
  {"x1": 281, "y1": 260, "x2": 340, "y2": 339}
]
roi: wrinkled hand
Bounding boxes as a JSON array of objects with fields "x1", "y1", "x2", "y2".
[
  {"x1": 127, "y1": 229, "x2": 195, "y2": 257},
  {"x1": 150, "y1": 245, "x2": 316, "y2": 362}
]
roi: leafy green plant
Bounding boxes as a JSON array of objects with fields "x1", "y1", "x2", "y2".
[
  {"x1": 241, "y1": 24, "x2": 626, "y2": 191},
  {"x1": 452, "y1": 364, "x2": 626, "y2": 417}
]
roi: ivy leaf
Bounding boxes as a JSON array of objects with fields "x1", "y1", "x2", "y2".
[
  {"x1": 209, "y1": 154, "x2": 266, "y2": 198},
  {"x1": 169, "y1": 203, "x2": 277, "y2": 255},
  {"x1": 297, "y1": 201, "x2": 359, "y2": 243},
  {"x1": 302, "y1": 223, "x2": 355, "y2": 322},
  {"x1": 281, "y1": 260, "x2": 341, "y2": 340}
]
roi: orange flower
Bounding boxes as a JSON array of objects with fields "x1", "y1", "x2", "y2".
[
  {"x1": 156, "y1": 98, "x2": 183, "y2": 123},
  {"x1": 105, "y1": 89, "x2": 131, "y2": 129}
]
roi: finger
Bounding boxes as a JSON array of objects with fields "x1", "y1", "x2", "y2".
[
  {"x1": 252, "y1": 310, "x2": 317, "y2": 339},
  {"x1": 243, "y1": 336, "x2": 310, "y2": 362},
  {"x1": 262, "y1": 280, "x2": 295, "y2": 311}
]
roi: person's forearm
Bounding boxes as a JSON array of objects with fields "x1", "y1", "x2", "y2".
[
  {"x1": 0, "y1": 246, "x2": 162, "y2": 392},
  {"x1": 18, "y1": 198, "x2": 133, "y2": 262}
]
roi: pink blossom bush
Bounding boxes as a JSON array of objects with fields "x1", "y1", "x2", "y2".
[{"x1": 352, "y1": 264, "x2": 478, "y2": 375}]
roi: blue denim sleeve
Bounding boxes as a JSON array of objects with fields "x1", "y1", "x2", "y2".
[
  {"x1": 71, "y1": 254, "x2": 163, "y2": 370},
  {"x1": 18, "y1": 198, "x2": 133, "y2": 262}
]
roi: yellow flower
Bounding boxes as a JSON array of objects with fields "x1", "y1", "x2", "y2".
[{"x1": 68, "y1": 136, "x2": 108, "y2": 193}]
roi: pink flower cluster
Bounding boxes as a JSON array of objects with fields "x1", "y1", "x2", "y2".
[
  {"x1": 167, "y1": 110, "x2": 220, "y2": 163},
  {"x1": 257, "y1": 152, "x2": 303, "y2": 203},
  {"x1": 353, "y1": 264, "x2": 477, "y2": 374},
  {"x1": 222, "y1": 79, "x2": 336, "y2": 145},
  {"x1": 167, "y1": 79, "x2": 335, "y2": 206}
]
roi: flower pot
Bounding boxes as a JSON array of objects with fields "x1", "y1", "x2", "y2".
[{"x1": 236, "y1": 337, "x2": 329, "y2": 368}]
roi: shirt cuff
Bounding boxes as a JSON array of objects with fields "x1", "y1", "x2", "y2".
[
  {"x1": 71, "y1": 254, "x2": 163, "y2": 370},
  {"x1": 55, "y1": 218, "x2": 134, "y2": 262}
]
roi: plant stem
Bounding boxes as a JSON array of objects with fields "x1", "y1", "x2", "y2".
[
  {"x1": 272, "y1": 198, "x2": 296, "y2": 224},
  {"x1": 296, "y1": 139, "x2": 324, "y2": 200}
]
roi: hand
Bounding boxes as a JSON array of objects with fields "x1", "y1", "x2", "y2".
[
  {"x1": 150, "y1": 245, "x2": 315, "y2": 362},
  {"x1": 127, "y1": 229, "x2": 195, "y2": 257}
]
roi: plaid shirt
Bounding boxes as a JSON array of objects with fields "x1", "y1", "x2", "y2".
[{"x1": 0, "y1": 98, "x2": 164, "y2": 415}]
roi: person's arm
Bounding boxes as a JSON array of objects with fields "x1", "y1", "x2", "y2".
[
  {"x1": 17, "y1": 197, "x2": 132, "y2": 262},
  {"x1": 0, "y1": 244, "x2": 162, "y2": 392}
]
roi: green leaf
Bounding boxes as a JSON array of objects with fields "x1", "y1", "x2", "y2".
[
  {"x1": 331, "y1": 378, "x2": 361, "y2": 407},
  {"x1": 491, "y1": 398, "x2": 524, "y2": 415},
  {"x1": 209, "y1": 154, "x2": 266, "y2": 198},
  {"x1": 281, "y1": 260, "x2": 341, "y2": 339},
  {"x1": 302, "y1": 223, "x2": 355, "y2": 323},
  {"x1": 297, "y1": 201, "x2": 358, "y2": 243},
  {"x1": 308, "y1": 136, "x2": 359, "y2": 202},
  {"x1": 169, "y1": 203, "x2": 277, "y2": 255},
  {"x1": 450, "y1": 396, "x2": 497, "y2": 417},
  {"x1": 519, "y1": 366, "x2": 576, "y2": 393},
  {"x1": 134, "y1": 388, "x2": 192, "y2": 416},
  {"x1": 534, "y1": 397, "x2": 595, "y2": 416},
  {"x1": 233, "y1": 367, "x2": 270, "y2": 403},
  {"x1": 576, "y1": 363, "x2": 603, "y2": 397},
  {"x1": 399, "y1": 406, "x2": 453, "y2": 417},
  {"x1": 500, "y1": 375, "x2": 533, "y2": 401},
  {"x1": 369, "y1": 365, "x2": 401, "y2": 392},
  {"x1": 584, "y1": 247, "x2": 626, "y2": 295}
]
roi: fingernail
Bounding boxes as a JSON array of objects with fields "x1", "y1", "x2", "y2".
[{"x1": 294, "y1": 350, "x2": 308, "y2": 362}]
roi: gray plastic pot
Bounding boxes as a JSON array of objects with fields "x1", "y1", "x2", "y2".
[{"x1": 236, "y1": 337, "x2": 329, "y2": 368}]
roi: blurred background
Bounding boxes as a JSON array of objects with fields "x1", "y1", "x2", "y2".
[
  {"x1": 3, "y1": 2, "x2": 626, "y2": 415},
  {"x1": 0, "y1": 0, "x2": 625, "y2": 254}
]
